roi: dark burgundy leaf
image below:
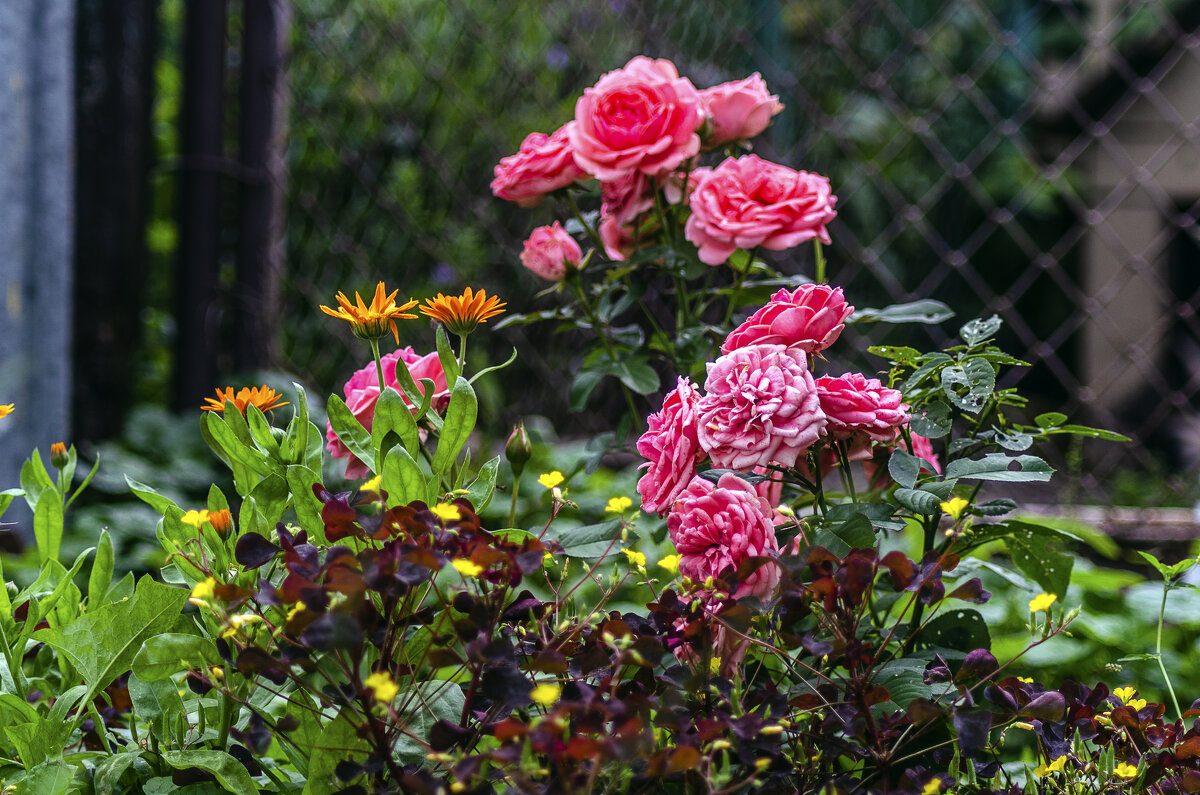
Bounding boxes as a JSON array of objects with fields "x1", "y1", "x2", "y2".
[
  {"x1": 301, "y1": 613, "x2": 363, "y2": 653},
  {"x1": 235, "y1": 533, "x2": 280, "y2": 569},
  {"x1": 953, "y1": 709, "x2": 993, "y2": 758}
]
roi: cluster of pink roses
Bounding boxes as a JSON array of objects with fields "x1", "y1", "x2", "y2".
[
  {"x1": 638, "y1": 283, "x2": 937, "y2": 601},
  {"x1": 492, "y1": 56, "x2": 837, "y2": 276}
]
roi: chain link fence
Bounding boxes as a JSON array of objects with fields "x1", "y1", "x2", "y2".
[{"x1": 275, "y1": 0, "x2": 1200, "y2": 504}]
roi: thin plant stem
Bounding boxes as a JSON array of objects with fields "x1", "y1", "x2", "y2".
[
  {"x1": 508, "y1": 476, "x2": 521, "y2": 529},
  {"x1": 1156, "y1": 580, "x2": 1183, "y2": 719},
  {"x1": 570, "y1": 279, "x2": 643, "y2": 434},
  {"x1": 563, "y1": 191, "x2": 605, "y2": 253},
  {"x1": 457, "y1": 333, "x2": 468, "y2": 375},
  {"x1": 814, "y1": 239, "x2": 826, "y2": 284},
  {"x1": 369, "y1": 339, "x2": 385, "y2": 390}
]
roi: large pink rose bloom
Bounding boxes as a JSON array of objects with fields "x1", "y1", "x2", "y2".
[
  {"x1": 700, "y1": 73, "x2": 784, "y2": 147},
  {"x1": 723, "y1": 284, "x2": 854, "y2": 355},
  {"x1": 490, "y1": 124, "x2": 586, "y2": 207},
  {"x1": 668, "y1": 473, "x2": 780, "y2": 600},
  {"x1": 816, "y1": 373, "x2": 910, "y2": 443},
  {"x1": 326, "y1": 347, "x2": 449, "y2": 479},
  {"x1": 636, "y1": 377, "x2": 704, "y2": 516},
  {"x1": 519, "y1": 222, "x2": 583, "y2": 281},
  {"x1": 696, "y1": 344, "x2": 826, "y2": 470},
  {"x1": 685, "y1": 155, "x2": 838, "y2": 266},
  {"x1": 571, "y1": 56, "x2": 705, "y2": 181}
]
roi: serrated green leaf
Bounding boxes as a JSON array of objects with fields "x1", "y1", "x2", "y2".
[
  {"x1": 960, "y1": 315, "x2": 1002, "y2": 346},
  {"x1": 943, "y1": 454, "x2": 1054, "y2": 482},
  {"x1": 941, "y1": 358, "x2": 995, "y2": 413}
]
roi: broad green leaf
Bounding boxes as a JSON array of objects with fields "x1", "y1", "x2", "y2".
[
  {"x1": 1137, "y1": 551, "x2": 1197, "y2": 581},
  {"x1": 87, "y1": 530, "x2": 114, "y2": 609},
  {"x1": 371, "y1": 387, "x2": 420, "y2": 463},
  {"x1": 20, "y1": 451, "x2": 57, "y2": 512},
  {"x1": 895, "y1": 488, "x2": 943, "y2": 515},
  {"x1": 917, "y1": 608, "x2": 991, "y2": 652},
  {"x1": 205, "y1": 412, "x2": 274, "y2": 477},
  {"x1": 300, "y1": 712, "x2": 370, "y2": 795},
  {"x1": 545, "y1": 520, "x2": 624, "y2": 560},
  {"x1": 993, "y1": 428, "x2": 1033, "y2": 451},
  {"x1": 811, "y1": 514, "x2": 876, "y2": 557},
  {"x1": 825, "y1": 502, "x2": 905, "y2": 532},
  {"x1": 132, "y1": 633, "x2": 220, "y2": 681},
  {"x1": 903, "y1": 353, "x2": 953, "y2": 392},
  {"x1": 0, "y1": 487, "x2": 22, "y2": 520},
  {"x1": 248, "y1": 473, "x2": 290, "y2": 527},
  {"x1": 9, "y1": 759, "x2": 79, "y2": 792},
  {"x1": 1034, "y1": 412, "x2": 1067, "y2": 428},
  {"x1": 382, "y1": 445, "x2": 429, "y2": 505},
  {"x1": 910, "y1": 399, "x2": 952, "y2": 439},
  {"x1": 941, "y1": 358, "x2": 995, "y2": 413},
  {"x1": 286, "y1": 465, "x2": 326, "y2": 542},
  {"x1": 128, "y1": 673, "x2": 184, "y2": 742},
  {"x1": 943, "y1": 454, "x2": 1054, "y2": 482},
  {"x1": 569, "y1": 370, "x2": 604, "y2": 411},
  {"x1": 126, "y1": 475, "x2": 178, "y2": 515},
  {"x1": 161, "y1": 751, "x2": 258, "y2": 795},
  {"x1": 7, "y1": 718, "x2": 72, "y2": 769},
  {"x1": 970, "y1": 521, "x2": 1076, "y2": 597},
  {"x1": 34, "y1": 493, "x2": 64, "y2": 565},
  {"x1": 245, "y1": 404, "x2": 281, "y2": 458},
  {"x1": 395, "y1": 681, "x2": 467, "y2": 764},
  {"x1": 93, "y1": 753, "x2": 140, "y2": 795},
  {"x1": 959, "y1": 315, "x2": 1002, "y2": 346},
  {"x1": 34, "y1": 576, "x2": 188, "y2": 700},
  {"x1": 432, "y1": 376, "x2": 477, "y2": 476},
  {"x1": 850, "y1": 300, "x2": 955, "y2": 325},
  {"x1": 326, "y1": 394, "x2": 375, "y2": 474},
  {"x1": 464, "y1": 456, "x2": 500, "y2": 511},
  {"x1": 888, "y1": 449, "x2": 920, "y2": 489},
  {"x1": 873, "y1": 660, "x2": 932, "y2": 709}
]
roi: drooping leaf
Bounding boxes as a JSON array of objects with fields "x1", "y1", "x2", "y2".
[{"x1": 850, "y1": 300, "x2": 955, "y2": 325}]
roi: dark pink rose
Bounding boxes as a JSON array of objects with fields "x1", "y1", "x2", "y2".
[
  {"x1": 490, "y1": 124, "x2": 586, "y2": 207},
  {"x1": 519, "y1": 222, "x2": 583, "y2": 281},
  {"x1": 700, "y1": 73, "x2": 783, "y2": 147},
  {"x1": 696, "y1": 344, "x2": 826, "y2": 470},
  {"x1": 326, "y1": 347, "x2": 449, "y2": 479},
  {"x1": 600, "y1": 170, "x2": 657, "y2": 228},
  {"x1": 816, "y1": 373, "x2": 910, "y2": 443},
  {"x1": 685, "y1": 155, "x2": 838, "y2": 266},
  {"x1": 723, "y1": 284, "x2": 854, "y2": 354},
  {"x1": 571, "y1": 56, "x2": 705, "y2": 181},
  {"x1": 668, "y1": 473, "x2": 780, "y2": 600},
  {"x1": 636, "y1": 377, "x2": 704, "y2": 515}
]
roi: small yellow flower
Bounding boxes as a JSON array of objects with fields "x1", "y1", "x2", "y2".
[
  {"x1": 286, "y1": 601, "x2": 307, "y2": 621},
  {"x1": 320, "y1": 281, "x2": 418, "y2": 344},
  {"x1": 189, "y1": 577, "x2": 217, "y2": 605},
  {"x1": 1127, "y1": 698, "x2": 1147, "y2": 711},
  {"x1": 181, "y1": 509, "x2": 210, "y2": 529},
  {"x1": 940, "y1": 496, "x2": 969, "y2": 520},
  {"x1": 921, "y1": 778, "x2": 943, "y2": 795},
  {"x1": 220, "y1": 613, "x2": 262, "y2": 639},
  {"x1": 605, "y1": 496, "x2": 633, "y2": 514},
  {"x1": 210, "y1": 666, "x2": 224, "y2": 680},
  {"x1": 452, "y1": 558, "x2": 484, "y2": 578},
  {"x1": 420, "y1": 287, "x2": 506, "y2": 336},
  {"x1": 621, "y1": 548, "x2": 647, "y2": 570},
  {"x1": 0, "y1": 404, "x2": 12, "y2": 418},
  {"x1": 361, "y1": 475, "x2": 383, "y2": 494},
  {"x1": 529, "y1": 682, "x2": 561, "y2": 707},
  {"x1": 1113, "y1": 686, "x2": 1137, "y2": 704},
  {"x1": 658, "y1": 554, "x2": 681, "y2": 575},
  {"x1": 709, "y1": 657, "x2": 722, "y2": 675},
  {"x1": 538, "y1": 471, "x2": 564, "y2": 489},
  {"x1": 1017, "y1": 676, "x2": 1034, "y2": 684},
  {"x1": 202, "y1": 385, "x2": 288, "y2": 414},
  {"x1": 1028, "y1": 593, "x2": 1058, "y2": 613},
  {"x1": 365, "y1": 671, "x2": 399, "y2": 703},
  {"x1": 1113, "y1": 761, "x2": 1138, "y2": 780},
  {"x1": 1033, "y1": 755, "x2": 1067, "y2": 777},
  {"x1": 431, "y1": 503, "x2": 462, "y2": 522}
]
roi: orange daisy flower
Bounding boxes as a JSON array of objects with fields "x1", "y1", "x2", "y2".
[
  {"x1": 320, "y1": 281, "x2": 419, "y2": 344},
  {"x1": 202, "y1": 385, "x2": 289, "y2": 415},
  {"x1": 420, "y1": 287, "x2": 506, "y2": 336},
  {"x1": 0, "y1": 404, "x2": 12, "y2": 419}
]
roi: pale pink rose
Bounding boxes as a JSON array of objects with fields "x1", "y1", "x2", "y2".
[
  {"x1": 490, "y1": 124, "x2": 586, "y2": 207},
  {"x1": 668, "y1": 473, "x2": 781, "y2": 600},
  {"x1": 600, "y1": 171, "x2": 657, "y2": 228},
  {"x1": 685, "y1": 155, "x2": 838, "y2": 266},
  {"x1": 816, "y1": 373, "x2": 910, "y2": 443},
  {"x1": 519, "y1": 222, "x2": 583, "y2": 281},
  {"x1": 326, "y1": 347, "x2": 449, "y2": 479},
  {"x1": 599, "y1": 214, "x2": 637, "y2": 262},
  {"x1": 663, "y1": 166, "x2": 711, "y2": 205},
  {"x1": 722, "y1": 284, "x2": 854, "y2": 355},
  {"x1": 696, "y1": 344, "x2": 826, "y2": 470},
  {"x1": 637, "y1": 377, "x2": 705, "y2": 516},
  {"x1": 700, "y1": 73, "x2": 784, "y2": 147},
  {"x1": 752, "y1": 464, "x2": 783, "y2": 509},
  {"x1": 571, "y1": 56, "x2": 705, "y2": 181}
]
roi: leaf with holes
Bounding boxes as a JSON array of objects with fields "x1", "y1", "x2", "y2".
[
  {"x1": 959, "y1": 315, "x2": 1002, "y2": 347},
  {"x1": 944, "y1": 454, "x2": 1053, "y2": 482},
  {"x1": 918, "y1": 608, "x2": 991, "y2": 653},
  {"x1": 911, "y1": 399, "x2": 952, "y2": 439},
  {"x1": 941, "y1": 358, "x2": 995, "y2": 413}
]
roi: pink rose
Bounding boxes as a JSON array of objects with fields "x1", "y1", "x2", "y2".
[
  {"x1": 700, "y1": 73, "x2": 784, "y2": 147},
  {"x1": 910, "y1": 432, "x2": 941, "y2": 474},
  {"x1": 570, "y1": 56, "x2": 705, "y2": 181},
  {"x1": 816, "y1": 373, "x2": 910, "y2": 443},
  {"x1": 636, "y1": 377, "x2": 704, "y2": 516},
  {"x1": 326, "y1": 347, "x2": 449, "y2": 479},
  {"x1": 668, "y1": 473, "x2": 780, "y2": 600},
  {"x1": 490, "y1": 124, "x2": 586, "y2": 207},
  {"x1": 600, "y1": 171, "x2": 657, "y2": 228},
  {"x1": 685, "y1": 155, "x2": 838, "y2": 266},
  {"x1": 599, "y1": 214, "x2": 637, "y2": 262},
  {"x1": 663, "y1": 166, "x2": 711, "y2": 205},
  {"x1": 519, "y1": 222, "x2": 583, "y2": 281},
  {"x1": 723, "y1": 284, "x2": 854, "y2": 355},
  {"x1": 696, "y1": 344, "x2": 826, "y2": 470}
]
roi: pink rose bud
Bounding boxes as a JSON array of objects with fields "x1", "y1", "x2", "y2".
[
  {"x1": 636, "y1": 377, "x2": 705, "y2": 516},
  {"x1": 570, "y1": 56, "x2": 705, "y2": 181},
  {"x1": 685, "y1": 155, "x2": 838, "y2": 266},
  {"x1": 816, "y1": 373, "x2": 911, "y2": 444},
  {"x1": 723, "y1": 283, "x2": 854, "y2": 355},
  {"x1": 699, "y1": 73, "x2": 784, "y2": 147},
  {"x1": 696, "y1": 344, "x2": 827, "y2": 470},
  {"x1": 519, "y1": 222, "x2": 583, "y2": 281},
  {"x1": 667, "y1": 473, "x2": 781, "y2": 601},
  {"x1": 490, "y1": 123, "x2": 586, "y2": 207}
]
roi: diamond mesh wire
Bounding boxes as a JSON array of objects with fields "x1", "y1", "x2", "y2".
[{"x1": 276, "y1": 0, "x2": 1200, "y2": 503}]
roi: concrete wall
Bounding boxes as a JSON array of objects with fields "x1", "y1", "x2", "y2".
[{"x1": 0, "y1": 2, "x2": 74, "y2": 526}]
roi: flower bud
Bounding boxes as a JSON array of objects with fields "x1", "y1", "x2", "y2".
[
  {"x1": 50, "y1": 442, "x2": 69, "y2": 470},
  {"x1": 505, "y1": 422, "x2": 532, "y2": 476}
]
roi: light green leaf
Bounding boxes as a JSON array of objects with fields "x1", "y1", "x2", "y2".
[
  {"x1": 286, "y1": 465, "x2": 326, "y2": 542},
  {"x1": 248, "y1": 473, "x2": 290, "y2": 527},
  {"x1": 125, "y1": 476, "x2": 179, "y2": 515},
  {"x1": 299, "y1": 712, "x2": 370, "y2": 795},
  {"x1": 326, "y1": 394, "x2": 375, "y2": 474},
  {"x1": 382, "y1": 445, "x2": 428, "y2": 506},
  {"x1": 88, "y1": 529, "x2": 114, "y2": 609},
  {"x1": 464, "y1": 456, "x2": 500, "y2": 511},
  {"x1": 160, "y1": 750, "x2": 258, "y2": 795},
  {"x1": 435, "y1": 323, "x2": 461, "y2": 384},
  {"x1": 132, "y1": 633, "x2": 220, "y2": 681},
  {"x1": 432, "y1": 376, "x2": 477, "y2": 476},
  {"x1": 34, "y1": 493, "x2": 64, "y2": 565},
  {"x1": 128, "y1": 673, "x2": 184, "y2": 741},
  {"x1": 371, "y1": 387, "x2": 420, "y2": 464}
]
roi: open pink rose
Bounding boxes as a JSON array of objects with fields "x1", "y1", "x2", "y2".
[
  {"x1": 600, "y1": 171, "x2": 657, "y2": 228},
  {"x1": 326, "y1": 347, "x2": 449, "y2": 479},
  {"x1": 668, "y1": 473, "x2": 780, "y2": 600},
  {"x1": 723, "y1": 284, "x2": 854, "y2": 354},
  {"x1": 700, "y1": 73, "x2": 784, "y2": 147},
  {"x1": 696, "y1": 344, "x2": 826, "y2": 470},
  {"x1": 685, "y1": 155, "x2": 838, "y2": 266},
  {"x1": 636, "y1": 377, "x2": 704, "y2": 516},
  {"x1": 490, "y1": 124, "x2": 586, "y2": 207},
  {"x1": 816, "y1": 373, "x2": 910, "y2": 443},
  {"x1": 520, "y1": 222, "x2": 583, "y2": 281},
  {"x1": 571, "y1": 56, "x2": 705, "y2": 181}
]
